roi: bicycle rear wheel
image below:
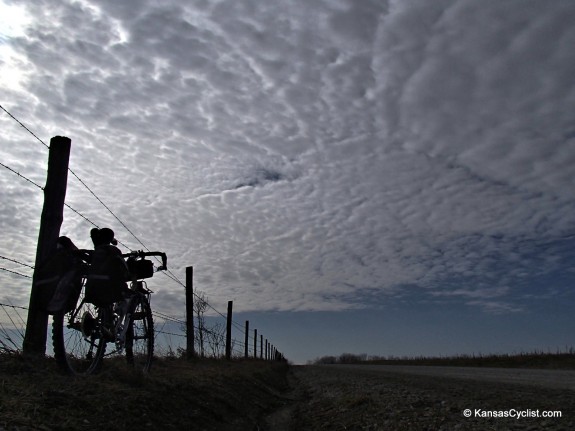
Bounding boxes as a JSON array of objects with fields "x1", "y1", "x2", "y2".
[
  {"x1": 125, "y1": 294, "x2": 154, "y2": 372},
  {"x1": 52, "y1": 294, "x2": 108, "y2": 375}
]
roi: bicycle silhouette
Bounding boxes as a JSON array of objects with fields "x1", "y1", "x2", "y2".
[{"x1": 51, "y1": 250, "x2": 167, "y2": 375}]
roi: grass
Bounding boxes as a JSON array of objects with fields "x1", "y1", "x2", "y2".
[{"x1": 0, "y1": 353, "x2": 290, "y2": 430}]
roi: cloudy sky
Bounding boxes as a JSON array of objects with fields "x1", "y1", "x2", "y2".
[{"x1": 1, "y1": 0, "x2": 575, "y2": 363}]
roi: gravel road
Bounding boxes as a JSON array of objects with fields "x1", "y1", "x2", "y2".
[{"x1": 282, "y1": 365, "x2": 575, "y2": 430}]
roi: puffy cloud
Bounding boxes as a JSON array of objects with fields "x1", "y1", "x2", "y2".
[{"x1": 0, "y1": 0, "x2": 574, "y2": 320}]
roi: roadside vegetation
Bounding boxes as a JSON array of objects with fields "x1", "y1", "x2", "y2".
[
  {"x1": 0, "y1": 353, "x2": 290, "y2": 430},
  {"x1": 311, "y1": 349, "x2": 575, "y2": 369}
]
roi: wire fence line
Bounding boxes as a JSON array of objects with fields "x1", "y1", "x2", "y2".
[
  {"x1": 0, "y1": 299, "x2": 280, "y2": 361},
  {"x1": 0, "y1": 106, "x2": 285, "y2": 361},
  {"x1": 0, "y1": 253, "x2": 280, "y2": 360}
]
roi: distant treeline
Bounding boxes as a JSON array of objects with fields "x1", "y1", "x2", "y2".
[{"x1": 311, "y1": 349, "x2": 575, "y2": 369}]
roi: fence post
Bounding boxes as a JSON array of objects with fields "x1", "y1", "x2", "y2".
[
  {"x1": 23, "y1": 137, "x2": 71, "y2": 356},
  {"x1": 260, "y1": 334, "x2": 263, "y2": 359},
  {"x1": 253, "y1": 328, "x2": 257, "y2": 359},
  {"x1": 244, "y1": 320, "x2": 249, "y2": 358},
  {"x1": 225, "y1": 300, "x2": 233, "y2": 360},
  {"x1": 185, "y1": 266, "x2": 194, "y2": 359},
  {"x1": 265, "y1": 339, "x2": 268, "y2": 360}
]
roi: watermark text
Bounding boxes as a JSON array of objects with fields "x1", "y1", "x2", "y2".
[{"x1": 463, "y1": 408, "x2": 562, "y2": 419}]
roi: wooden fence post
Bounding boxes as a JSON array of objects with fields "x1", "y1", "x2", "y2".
[
  {"x1": 185, "y1": 266, "x2": 194, "y2": 359},
  {"x1": 225, "y1": 300, "x2": 233, "y2": 360},
  {"x1": 244, "y1": 320, "x2": 249, "y2": 358},
  {"x1": 253, "y1": 328, "x2": 257, "y2": 359},
  {"x1": 260, "y1": 334, "x2": 263, "y2": 359},
  {"x1": 23, "y1": 137, "x2": 71, "y2": 356}
]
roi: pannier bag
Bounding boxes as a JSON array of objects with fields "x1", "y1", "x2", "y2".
[
  {"x1": 46, "y1": 268, "x2": 83, "y2": 314},
  {"x1": 127, "y1": 258, "x2": 154, "y2": 280},
  {"x1": 85, "y1": 245, "x2": 130, "y2": 306},
  {"x1": 34, "y1": 247, "x2": 81, "y2": 313}
]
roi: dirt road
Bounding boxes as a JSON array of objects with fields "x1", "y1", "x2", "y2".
[{"x1": 279, "y1": 365, "x2": 575, "y2": 430}]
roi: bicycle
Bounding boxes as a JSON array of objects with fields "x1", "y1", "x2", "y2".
[{"x1": 51, "y1": 250, "x2": 167, "y2": 375}]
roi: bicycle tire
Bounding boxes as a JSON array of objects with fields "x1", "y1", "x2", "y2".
[
  {"x1": 52, "y1": 289, "x2": 108, "y2": 375},
  {"x1": 125, "y1": 294, "x2": 154, "y2": 372}
]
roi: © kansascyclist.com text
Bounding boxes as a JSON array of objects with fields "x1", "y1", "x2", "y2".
[{"x1": 462, "y1": 408, "x2": 562, "y2": 419}]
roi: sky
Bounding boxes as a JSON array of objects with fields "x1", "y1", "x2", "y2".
[{"x1": 1, "y1": 0, "x2": 575, "y2": 364}]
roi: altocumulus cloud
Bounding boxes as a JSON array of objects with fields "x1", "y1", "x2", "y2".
[{"x1": 0, "y1": 0, "x2": 574, "y2": 317}]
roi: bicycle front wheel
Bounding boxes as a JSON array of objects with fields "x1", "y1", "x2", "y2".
[
  {"x1": 52, "y1": 300, "x2": 108, "y2": 375},
  {"x1": 125, "y1": 295, "x2": 154, "y2": 372}
]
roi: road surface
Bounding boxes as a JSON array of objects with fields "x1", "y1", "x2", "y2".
[{"x1": 280, "y1": 365, "x2": 575, "y2": 430}]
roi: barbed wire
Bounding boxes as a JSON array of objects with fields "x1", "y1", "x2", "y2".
[
  {"x1": 0, "y1": 159, "x2": 105, "y2": 235},
  {"x1": 1, "y1": 157, "x2": 99, "y2": 233},
  {"x1": 0, "y1": 255, "x2": 34, "y2": 269},
  {"x1": 0, "y1": 104, "x2": 49, "y2": 149},
  {"x1": 0, "y1": 267, "x2": 32, "y2": 279},
  {"x1": 155, "y1": 329, "x2": 186, "y2": 338},
  {"x1": 0, "y1": 302, "x2": 28, "y2": 311},
  {"x1": 153, "y1": 313, "x2": 241, "y2": 344},
  {"x1": 152, "y1": 310, "x2": 185, "y2": 325},
  {"x1": 66, "y1": 168, "x2": 141, "y2": 253},
  {"x1": 0, "y1": 160, "x2": 44, "y2": 190},
  {"x1": 158, "y1": 270, "x2": 186, "y2": 288}
]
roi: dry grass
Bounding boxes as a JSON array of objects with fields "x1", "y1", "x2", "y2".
[{"x1": 0, "y1": 353, "x2": 289, "y2": 430}]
